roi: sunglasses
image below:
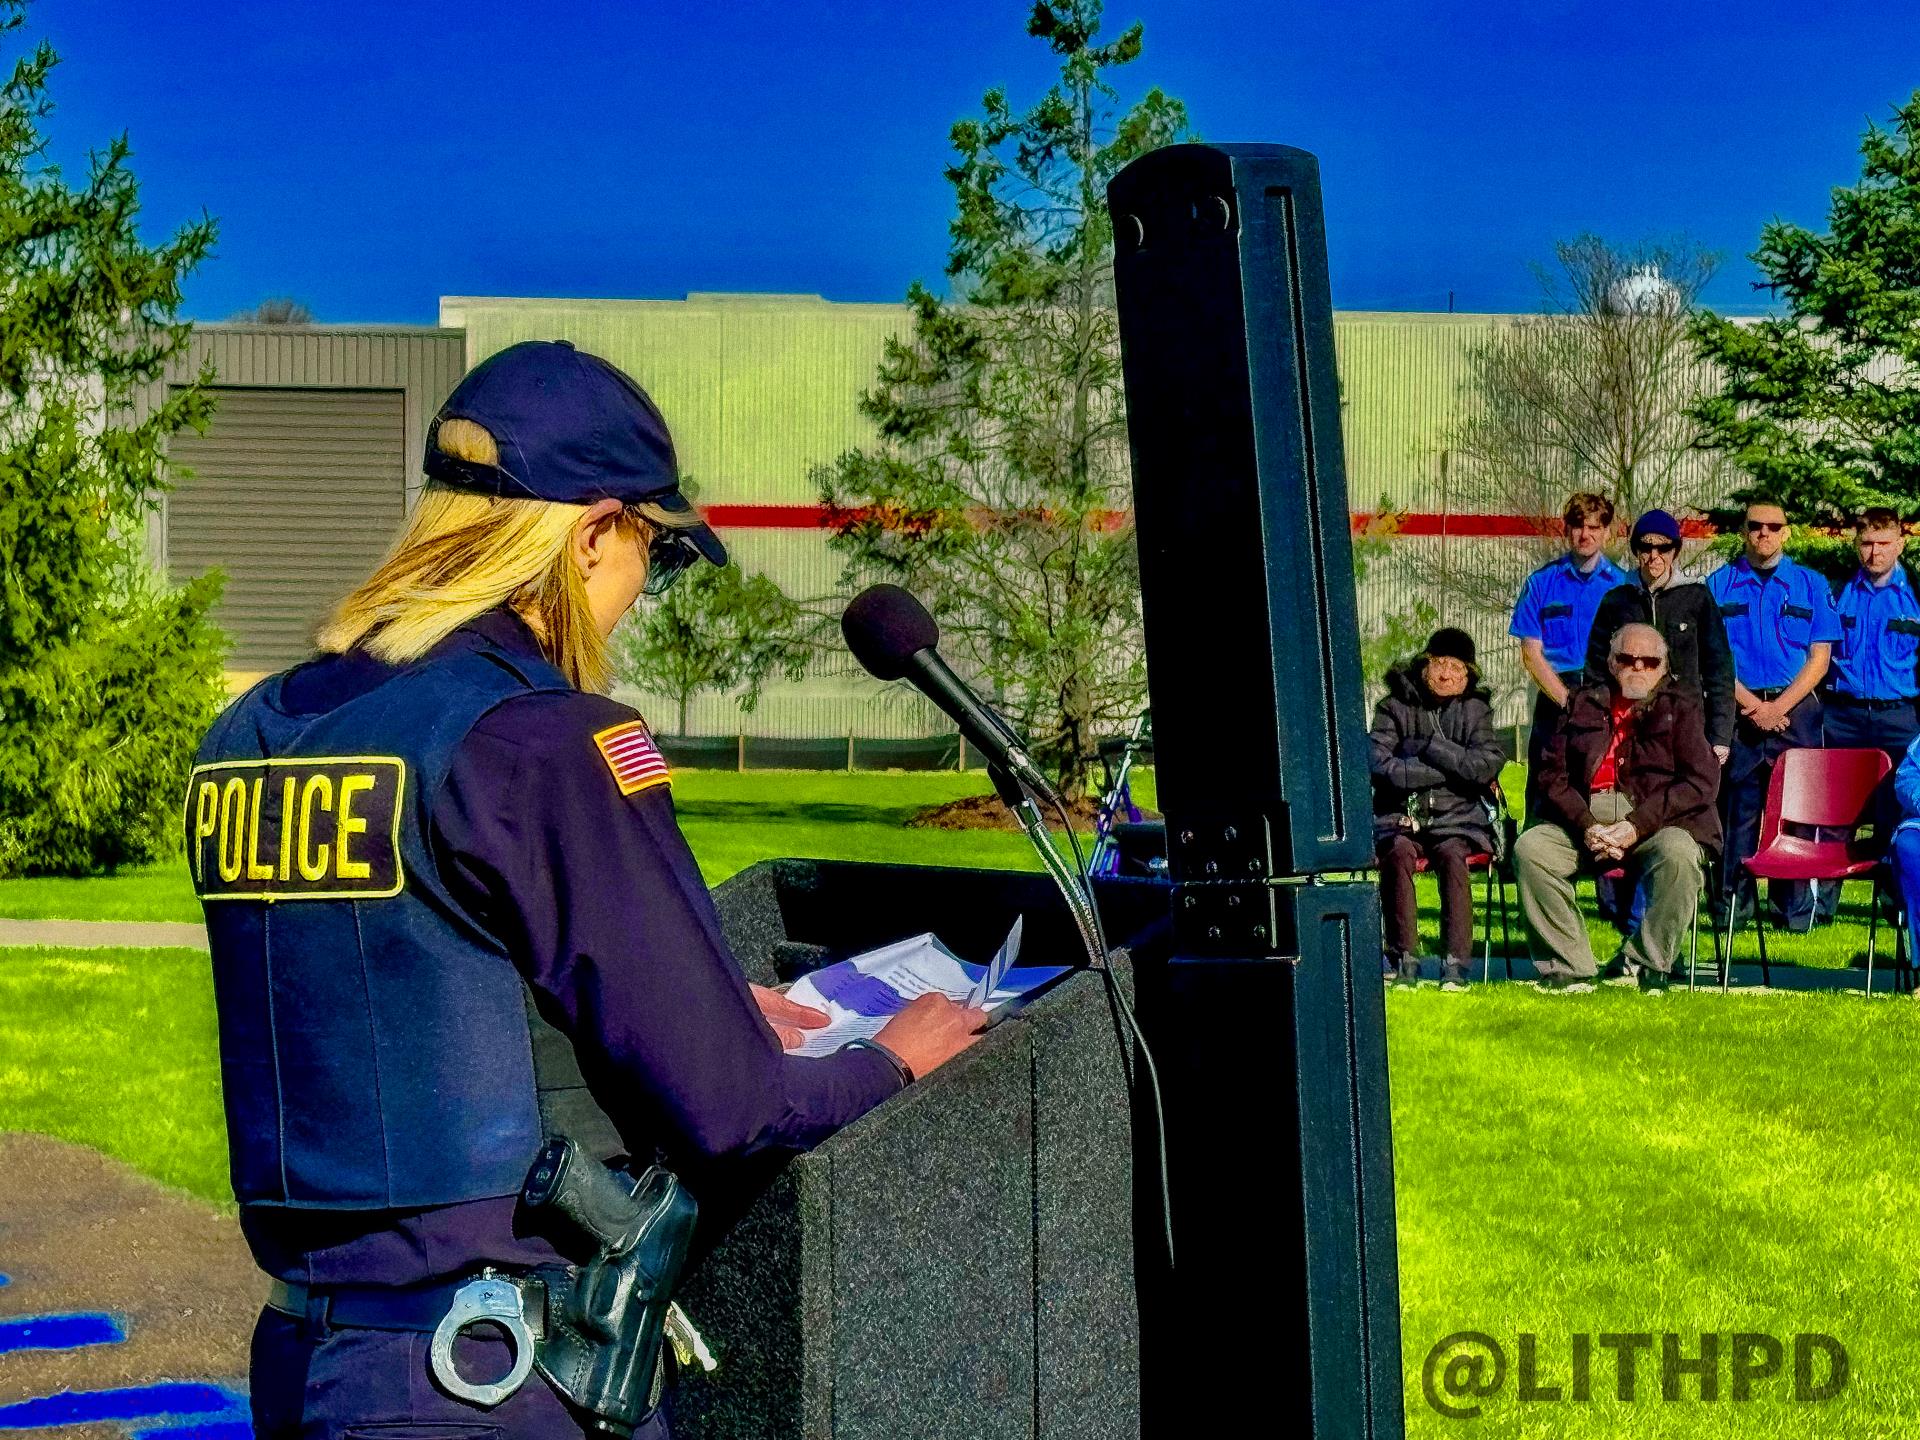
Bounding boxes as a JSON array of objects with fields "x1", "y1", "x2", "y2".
[
  {"x1": 1633, "y1": 540, "x2": 1677, "y2": 555},
  {"x1": 643, "y1": 530, "x2": 702, "y2": 595},
  {"x1": 1612, "y1": 653, "x2": 1664, "y2": 671},
  {"x1": 1746, "y1": 520, "x2": 1787, "y2": 534}
]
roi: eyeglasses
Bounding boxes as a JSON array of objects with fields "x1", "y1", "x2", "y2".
[
  {"x1": 643, "y1": 530, "x2": 702, "y2": 595},
  {"x1": 1633, "y1": 540, "x2": 1677, "y2": 555},
  {"x1": 1746, "y1": 520, "x2": 1787, "y2": 534},
  {"x1": 1612, "y1": 653, "x2": 1664, "y2": 671}
]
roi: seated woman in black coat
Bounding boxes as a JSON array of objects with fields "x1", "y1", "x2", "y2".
[{"x1": 1369, "y1": 627, "x2": 1506, "y2": 989}]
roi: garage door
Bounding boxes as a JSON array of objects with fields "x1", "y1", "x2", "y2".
[{"x1": 167, "y1": 387, "x2": 407, "y2": 672}]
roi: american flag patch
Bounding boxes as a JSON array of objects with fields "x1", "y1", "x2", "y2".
[{"x1": 593, "y1": 720, "x2": 671, "y2": 797}]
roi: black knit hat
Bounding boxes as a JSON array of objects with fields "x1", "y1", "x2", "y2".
[{"x1": 1425, "y1": 626, "x2": 1477, "y2": 666}]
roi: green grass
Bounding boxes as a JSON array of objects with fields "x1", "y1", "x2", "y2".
[
  {"x1": 3, "y1": 943, "x2": 1915, "y2": 1435},
  {"x1": 0, "y1": 946, "x2": 228, "y2": 1202},
  {"x1": 0, "y1": 769, "x2": 1161, "y2": 921},
  {"x1": 1389, "y1": 984, "x2": 1920, "y2": 1437},
  {"x1": 0, "y1": 862, "x2": 205, "y2": 924}
]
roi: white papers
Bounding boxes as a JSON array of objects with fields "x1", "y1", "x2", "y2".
[{"x1": 781, "y1": 918, "x2": 1066, "y2": 1060}]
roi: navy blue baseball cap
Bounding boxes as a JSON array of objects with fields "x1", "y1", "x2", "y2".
[{"x1": 424, "y1": 340, "x2": 726, "y2": 567}]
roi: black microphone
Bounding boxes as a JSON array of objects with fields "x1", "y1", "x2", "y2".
[{"x1": 842, "y1": 585, "x2": 1050, "y2": 791}]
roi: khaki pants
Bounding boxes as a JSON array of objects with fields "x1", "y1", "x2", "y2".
[{"x1": 1513, "y1": 792, "x2": 1702, "y2": 980}]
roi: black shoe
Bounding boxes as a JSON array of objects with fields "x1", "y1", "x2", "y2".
[
  {"x1": 1395, "y1": 954, "x2": 1422, "y2": 986},
  {"x1": 1441, "y1": 961, "x2": 1470, "y2": 993},
  {"x1": 1638, "y1": 969, "x2": 1672, "y2": 996}
]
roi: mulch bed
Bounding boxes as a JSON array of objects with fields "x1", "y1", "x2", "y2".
[
  {"x1": 909, "y1": 794, "x2": 1158, "y2": 832},
  {"x1": 0, "y1": 1132, "x2": 260, "y2": 1429}
]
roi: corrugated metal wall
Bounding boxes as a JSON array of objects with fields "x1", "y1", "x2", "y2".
[
  {"x1": 150, "y1": 325, "x2": 467, "y2": 675},
  {"x1": 167, "y1": 388, "x2": 407, "y2": 672},
  {"x1": 443, "y1": 296, "x2": 1536, "y2": 740}
]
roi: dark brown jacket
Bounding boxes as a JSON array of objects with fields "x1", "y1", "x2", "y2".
[{"x1": 1539, "y1": 680, "x2": 1722, "y2": 853}]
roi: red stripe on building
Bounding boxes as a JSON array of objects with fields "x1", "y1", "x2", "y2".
[{"x1": 701, "y1": 502, "x2": 1720, "y2": 539}]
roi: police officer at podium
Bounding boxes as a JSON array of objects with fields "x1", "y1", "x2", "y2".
[
  {"x1": 1814, "y1": 507, "x2": 1920, "y2": 922},
  {"x1": 186, "y1": 341, "x2": 985, "y2": 1439}
]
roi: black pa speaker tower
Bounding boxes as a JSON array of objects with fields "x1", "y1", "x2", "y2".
[
  {"x1": 1109, "y1": 143, "x2": 1405, "y2": 1440},
  {"x1": 1108, "y1": 142, "x2": 1374, "y2": 897}
]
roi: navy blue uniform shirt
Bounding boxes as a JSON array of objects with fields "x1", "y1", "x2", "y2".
[
  {"x1": 1705, "y1": 554, "x2": 1842, "y2": 691},
  {"x1": 1509, "y1": 551, "x2": 1628, "y2": 675},
  {"x1": 242, "y1": 608, "x2": 902, "y2": 1288},
  {"x1": 1829, "y1": 566, "x2": 1920, "y2": 700}
]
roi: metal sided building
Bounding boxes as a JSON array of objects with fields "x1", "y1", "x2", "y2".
[
  {"x1": 441, "y1": 295, "x2": 1545, "y2": 733},
  {"x1": 150, "y1": 301, "x2": 1614, "y2": 737},
  {"x1": 154, "y1": 325, "x2": 467, "y2": 683}
]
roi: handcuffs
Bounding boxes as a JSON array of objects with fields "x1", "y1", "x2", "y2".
[{"x1": 429, "y1": 1268, "x2": 716, "y2": 1409}]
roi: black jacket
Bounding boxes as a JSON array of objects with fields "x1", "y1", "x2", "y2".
[
  {"x1": 1368, "y1": 661, "x2": 1505, "y2": 850},
  {"x1": 1584, "y1": 574, "x2": 1735, "y2": 749}
]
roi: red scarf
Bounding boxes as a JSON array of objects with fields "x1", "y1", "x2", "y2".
[{"x1": 1591, "y1": 694, "x2": 1638, "y2": 792}]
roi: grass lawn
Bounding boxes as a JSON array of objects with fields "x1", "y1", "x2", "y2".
[
  {"x1": 0, "y1": 762, "x2": 1893, "y2": 981},
  {"x1": 0, "y1": 768, "x2": 1152, "y2": 923},
  {"x1": 3, "y1": 944, "x2": 1915, "y2": 1435},
  {"x1": 1389, "y1": 984, "x2": 1920, "y2": 1437}
]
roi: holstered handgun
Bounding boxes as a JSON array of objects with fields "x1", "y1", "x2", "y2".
[{"x1": 522, "y1": 1137, "x2": 700, "y2": 1436}]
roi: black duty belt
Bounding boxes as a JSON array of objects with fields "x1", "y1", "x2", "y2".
[
  {"x1": 1750, "y1": 686, "x2": 1792, "y2": 702},
  {"x1": 268, "y1": 1276, "x2": 520, "y2": 1334},
  {"x1": 1823, "y1": 691, "x2": 1919, "y2": 711}
]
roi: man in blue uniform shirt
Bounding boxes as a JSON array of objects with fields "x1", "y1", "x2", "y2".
[
  {"x1": 1510, "y1": 492, "x2": 1627, "y2": 817},
  {"x1": 1705, "y1": 498, "x2": 1841, "y2": 931},
  {"x1": 1814, "y1": 507, "x2": 1920, "y2": 922}
]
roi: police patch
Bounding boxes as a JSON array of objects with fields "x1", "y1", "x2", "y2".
[
  {"x1": 186, "y1": 757, "x2": 406, "y2": 901},
  {"x1": 594, "y1": 720, "x2": 671, "y2": 796}
]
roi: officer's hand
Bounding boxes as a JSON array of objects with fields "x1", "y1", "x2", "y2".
[
  {"x1": 873, "y1": 993, "x2": 988, "y2": 1080},
  {"x1": 751, "y1": 983, "x2": 829, "y2": 1052},
  {"x1": 1714, "y1": 744, "x2": 1731, "y2": 765}
]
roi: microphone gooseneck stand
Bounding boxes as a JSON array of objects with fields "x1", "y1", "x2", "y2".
[{"x1": 989, "y1": 761, "x2": 1107, "y2": 972}]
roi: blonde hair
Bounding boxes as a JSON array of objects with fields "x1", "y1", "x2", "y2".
[{"x1": 316, "y1": 417, "x2": 692, "y2": 692}]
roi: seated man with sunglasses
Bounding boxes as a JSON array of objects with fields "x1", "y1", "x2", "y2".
[
  {"x1": 1514, "y1": 624, "x2": 1722, "y2": 993},
  {"x1": 1705, "y1": 499, "x2": 1840, "y2": 931}
]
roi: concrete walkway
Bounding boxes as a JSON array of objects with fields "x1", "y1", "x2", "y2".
[{"x1": 0, "y1": 919, "x2": 208, "y2": 950}]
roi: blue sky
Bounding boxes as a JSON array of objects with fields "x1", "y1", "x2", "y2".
[{"x1": 33, "y1": 0, "x2": 1920, "y2": 322}]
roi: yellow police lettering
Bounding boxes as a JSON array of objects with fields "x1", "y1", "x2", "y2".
[
  {"x1": 277, "y1": 776, "x2": 296, "y2": 880},
  {"x1": 298, "y1": 774, "x2": 333, "y2": 882},
  {"x1": 245, "y1": 778, "x2": 274, "y2": 881},
  {"x1": 336, "y1": 773, "x2": 375, "y2": 880},
  {"x1": 193, "y1": 781, "x2": 218, "y2": 884},
  {"x1": 218, "y1": 777, "x2": 247, "y2": 884}
]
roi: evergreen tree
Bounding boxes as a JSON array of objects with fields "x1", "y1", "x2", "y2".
[
  {"x1": 816, "y1": 0, "x2": 1186, "y2": 798},
  {"x1": 1692, "y1": 91, "x2": 1920, "y2": 523},
  {"x1": 0, "y1": 1, "x2": 226, "y2": 874}
]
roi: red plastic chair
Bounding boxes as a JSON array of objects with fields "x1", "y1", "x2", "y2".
[{"x1": 1732, "y1": 746, "x2": 1891, "y2": 992}]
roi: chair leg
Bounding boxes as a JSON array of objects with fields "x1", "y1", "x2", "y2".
[
  {"x1": 1755, "y1": 903, "x2": 1771, "y2": 988},
  {"x1": 1868, "y1": 887, "x2": 1878, "y2": 998},
  {"x1": 1723, "y1": 902, "x2": 1735, "y2": 994},
  {"x1": 1480, "y1": 864, "x2": 1491, "y2": 985},
  {"x1": 1501, "y1": 874, "x2": 1514, "y2": 980},
  {"x1": 1689, "y1": 896, "x2": 1700, "y2": 992}
]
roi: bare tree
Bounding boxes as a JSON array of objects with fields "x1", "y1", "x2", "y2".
[
  {"x1": 1431, "y1": 235, "x2": 1734, "y2": 619},
  {"x1": 228, "y1": 297, "x2": 314, "y2": 325}
]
